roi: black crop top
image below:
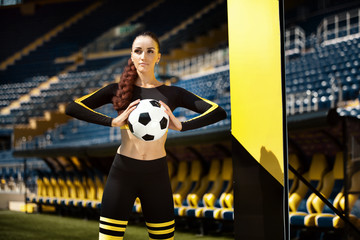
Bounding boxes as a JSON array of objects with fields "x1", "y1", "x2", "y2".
[{"x1": 65, "y1": 83, "x2": 227, "y2": 132}]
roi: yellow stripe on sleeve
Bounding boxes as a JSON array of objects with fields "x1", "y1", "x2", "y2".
[
  {"x1": 74, "y1": 87, "x2": 112, "y2": 118},
  {"x1": 182, "y1": 94, "x2": 219, "y2": 123},
  {"x1": 120, "y1": 124, "x2": 129, "y2": 130}
]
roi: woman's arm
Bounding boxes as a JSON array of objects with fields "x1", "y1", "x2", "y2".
[
  {"x1": 65, "y1": 83, "x2": 117, "y2": 126},
  {"x1": 176, "y1": 87, "x2": 227, "y2": 131}
]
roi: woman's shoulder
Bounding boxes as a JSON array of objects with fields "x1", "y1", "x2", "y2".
[
  {"x1": 99, "y1": 82, "x2": 118, "y2": 94},
  {"x1": 106, "y1": 82, "x2": 119, "y2": 89},
  {"x1": 160, "y1": 84, "x2": 188, "y2": 93}
]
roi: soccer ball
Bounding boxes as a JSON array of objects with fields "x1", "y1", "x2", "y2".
[{"x1": 128, "y1": 99, "x2": 169, "y2": 141}]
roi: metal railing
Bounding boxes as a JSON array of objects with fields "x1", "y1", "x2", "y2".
[
  {"x1": 286, "y1": 77, "x2": 344, "y2": 115},
  {"x1": 317, "y1": 8, "x2": 360, "y2": 44},
  {"x1": 285, "y1": 26, "x2": 306, "y2": 56}
]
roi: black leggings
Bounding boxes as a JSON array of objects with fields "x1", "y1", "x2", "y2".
[{"x1": 99, "y1": 154, "x2": 175, "y2": 240}]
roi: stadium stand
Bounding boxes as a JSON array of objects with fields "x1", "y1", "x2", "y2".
[
  {"x1": 290, "y1": 153, "x2": 343, "y2": 227},
  {"x1": 1, "y1": 0, "x2": 360, "y2": 239},
  {"x1": 0, "y1": 0, "x2": 96, "y2": 63}
]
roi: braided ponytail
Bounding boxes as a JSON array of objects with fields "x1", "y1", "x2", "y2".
[
  {"x1": 112, "y1": 58, "x2": 138, "y2": 114},
  {"x1": 112, "y1": 31, "x2": 160, "y2": 115}
]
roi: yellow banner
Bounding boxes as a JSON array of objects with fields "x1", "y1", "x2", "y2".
[{"x1": 228, "y1": 0, "x2": 284, "y2": 185}]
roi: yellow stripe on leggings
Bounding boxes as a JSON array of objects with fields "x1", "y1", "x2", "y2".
[
  {"x1": 146, "y1": 220, "x2": 175, "y2": 228},
  {"x1": 100, "y1": 216, "x2": 128, "y2": 225},
  {"x1": 150, "y1": 237, "x2": 174, "y2": 240},
  {"x1": 99, "y1": 224, "x2": 126, "y2": 232},
  {"x1": 99, "y1": 232, "x2": 123, "y2": 240},
  {"x1": 147, "y1": 227, "x2": 175, "y2": 235}
]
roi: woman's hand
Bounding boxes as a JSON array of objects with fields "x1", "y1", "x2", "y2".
[
  {"x1": 111, "y1": 99, "x2": 140, "y2": 127},
  {"x1": 159, "y1": 101, "x2": 182, "y2": 131}
]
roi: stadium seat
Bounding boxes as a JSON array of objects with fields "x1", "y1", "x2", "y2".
[
  {"x1": 57, "y1": 175, "x2": 69, "y2": 204},
  {"x1": 171, "y1": 161, "x2": 191, "y2": 208},
  {"x1": 0, "y1": 175, "x2": 6, "y2": 191},
  {"x1": 174, "y1": 159, "x2": 203, "y2": 208},
  {"x1": 86, "y1": 174, "x2": 105, "y2": 209},
  {"x1": 33, "y1": 175, "x2": 46, "y2": 203},
  {"x1": 132, "y1": 197, "x2": 142, "y2": 213},
  {"x1": 184, "y1": 159, "x2": 221, "y2": 217},
  {"x1": 174, "y1": 159, "x2": 203, "y2": 216},
  {"x1": 289, "y1": 154, "x2": 302, "y2": 195},
  {"x1": 84, "y1": 175, "x2": 97, "y2": 208},
  {"x1": 60, "y1": 174, "x2": 78, "y2": 206},
  {"x1": 289, "y1": 153, "x2": 329, "y2": 223},
  {"x1": 315, "y1": 170, "x2": 360, "y2": 229},
  {"x1": 41, "y1": 175, "x2": 55, "y2": 204},
  {"x1": 46, "y1": 176, "x2": 62, "y2": 205},
  {"x1": 72, "y1": 175, "x2": 87, "y2": 207},
  {"x1": 202, "y1": 158, "x2": 232, "y2": 219},
  {"x1": 186, "y1": 158, "x2": 232, "y2": 219},
  {"x1": 290, "y1": 152, "x2": 343, "y2": 227},
  {"x1": 213, "y1": 190, "x2": 234, "y2": 220}
]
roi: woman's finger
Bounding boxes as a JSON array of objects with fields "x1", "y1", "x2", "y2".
[
  {"x1": 159, "y1": 101, "x2": 173, "y2": 117},
  {"x1": 159, "y1": 101, "x2": 170, "y2": 110},
  {"x1": 127, "y1": 99, "x2": 140, "y2": 110}
]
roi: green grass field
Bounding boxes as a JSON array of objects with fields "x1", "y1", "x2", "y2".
[{"x1": 0, "y1": 210, "x2": 234, "y2": 240}]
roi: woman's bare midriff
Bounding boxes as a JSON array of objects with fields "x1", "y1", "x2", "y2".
[{"x1": 117, "y1": 129, "x2": 167, "y2": 160}]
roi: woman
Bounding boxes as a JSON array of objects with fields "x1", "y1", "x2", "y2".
[{"x1": 66, "y1": 31, "x2": 226, "y2": 240}]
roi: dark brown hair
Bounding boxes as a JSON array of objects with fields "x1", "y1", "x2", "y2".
[{"x1": 112, "y1": 32, "x2": 160, "y2": 114}]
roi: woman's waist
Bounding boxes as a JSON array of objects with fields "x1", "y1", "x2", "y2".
[
  {"x1": 117, "y1": 146, "x2": 166, "y2": 160},
  {"x1": 117, "y1": 138, "x2": 166, "y2": 160},
  {"x1": 112, "y1": 153, "x2": 168, "y2": 173},
  {"x1": 119, "y1": 129, "x2": 166, "y2": 158}
]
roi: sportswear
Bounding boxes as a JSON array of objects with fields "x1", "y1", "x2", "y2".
[
  {"x1": 65, "y1": 83, "x2": 227, "y2": 131},
  {"x1": 65, "y1": 82, "x2": 227, "y2": 240},
  {"x1": 100, "y1": 154, "x2": 174, "y2": 240}
]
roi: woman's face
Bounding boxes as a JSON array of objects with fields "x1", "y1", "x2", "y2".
[{"x1": 131, "y1": 36, "x2": 161, "y2": 73}]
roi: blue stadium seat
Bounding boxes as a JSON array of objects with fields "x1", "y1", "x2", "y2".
[
  {"x1": 289, "y1": 154, "x2": 329, "y2": 225},
  {"x1": 315, "y1": 170, "x2": 360, "y2": 229},
  {"x1": 290, "y1": 152, "x2": 343, "y2": 227}
]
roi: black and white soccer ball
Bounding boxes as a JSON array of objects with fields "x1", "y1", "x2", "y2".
[{"x1": 128, "y1": 99, "x2": 169, "y2": 141}]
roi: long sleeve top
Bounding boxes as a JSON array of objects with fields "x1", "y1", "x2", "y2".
[{"x1": 65, "y1": 83, "x2": 227, "y2": 132}]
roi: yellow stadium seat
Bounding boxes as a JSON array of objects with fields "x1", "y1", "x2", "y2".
[
  {"x1": 213, "y1": 190, "x2": 234, "y2": 220},
  {"x1": 41, "y1": 176, "x2": 55, "y2": 204},
  {"x1": 202, "y1": 158, "x2": 232, "y2": 219},
  {"x1": 73, "y1": 175, "x2": 87, "y2": 207},
  {"x1": 34, "y1": 176, "x2": 45, "y2": 203},
  {"x1": 316, "y1": 169, "x2": 360, "y2": 229},
  {"x1": 173, "y1": 159, "x2": 203, "y2": 207},
  {"x1": 46, "y1": 176, "x2": 62, "y2": 205},
  {"x1": 133, "y1": 197, "x2": 142, "y2": 213},
  {"x1": 88, "y1": 174, "x2": 105, "y2": 209},
  {"x1": 61, "y1": 175, "x2": 78, "y2": 206},
  {"x1": 289, "y1": 153, "x2": 329, "y2": 214},
  {"x1": 184, "y1": 159, "x2": 221, "y2": 218},
  {"x1": 289, "y1": 154, "x2": 302, "y2": 195},
  {"x1": 290, "y1": 153, "x2": 335, "y2": 227},
  {"x1": 171, "y1": 161, "x2": 190, "y2": 206},
  {"x1": 83, "y1": 176, "x2": 97, "y2": 208},
  {"x1": 174, "y1": 159, "x2": 204, "y2": 216}
]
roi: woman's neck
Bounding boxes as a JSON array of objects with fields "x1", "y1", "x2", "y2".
[{"x1": 135, "y1": 72, "x2": 162, "y2": 88}]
